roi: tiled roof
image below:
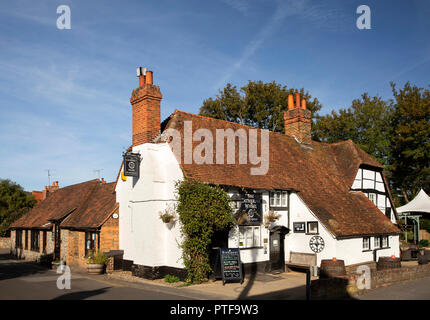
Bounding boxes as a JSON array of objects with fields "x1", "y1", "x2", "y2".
[
  {"x1": 61, "y1": 182, "x2": 117, "y2": 230},
  {"x1": 161, "y1": 110, "x2": 400, "y2": 238},
  {"x1": 10, "y1": 179, "x2": 116, "y2": 230}
]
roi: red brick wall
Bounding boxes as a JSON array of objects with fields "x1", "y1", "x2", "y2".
[
  {"x1": 64, "y1": 216, "x2": 118, "y2": 269},
  {"x1": 65, "y1": 230, "x2": 86, "y2": 268},
  {"x1": 130, "y1": 84, "x2": 162, "y2": 146},
  {"x1": 0, "y1": 237, "x2": 10, "y2": 249},
  {"x1": 311, "y1": 263, "x2": 430, "y2": 299},
  {"x1": 100, "y1": 215, "x2": 119, "y2": 253}
]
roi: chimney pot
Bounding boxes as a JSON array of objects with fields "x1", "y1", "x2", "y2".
[
  {"x1": 301, "y1": 99, "x2": 307, "y2": 109},
  {"x1": 145, "y1": 71, "x2": 153, "y2": 85},
  {"x1": 139, "y1": 75, "x2": 146, "y2": 87},
  {"x1": 295, "y1": 93, "x2": 301, "y2": 108},
  {"x1": 288, "y1": 94, "x2": 294, "y2": 110}
]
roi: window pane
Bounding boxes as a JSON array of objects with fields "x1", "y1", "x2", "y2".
[
  {"x1": 382, "y1": 236, "x2": 388, "y2": 247},
  {"x1": 374, "y1": 237, "x2": 380, "y2": 248},
  {"x1": 253, "y1": 227, "x2": 260, "y2": 247},
  {"x1": 270, "y1": 193, "x2": 274, "y2": 206},
  {"x1": 282, "y1": 192, "x2": 287, "y2": 206},
  {"x1": 239, "y1": 227, "x2": 245, "y2": 247},
  {"x1": 245, "y1": 227, "x2": 253, "y2": 247},
  {"x1": 275, "y1": 192, "x2": 281, "y2": 206},
  {"x1": 363, "y1": 237, "x2": 370, "y2": 250}
]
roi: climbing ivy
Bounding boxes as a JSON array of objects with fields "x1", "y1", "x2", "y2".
[{"x1": 175, "y1": 179, "x2": 236, "y2": 283}]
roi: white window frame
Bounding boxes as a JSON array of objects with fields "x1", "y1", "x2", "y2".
[
  {"x1": 381, "y1": 235, "x2": 389, "y2": 248},
  {"x1": 368, "y1": 193, "x2": 377, "y2": 205},
  {"x1": 363, "y1": 237, "x2": 370, "y2": 251},
  {"x1": 269, "y1": 191, "x2": 288, "y2": 208},
  {"x1": 374, "y1": 236, "x2": 381, "y2": 249},
  {"x1": 238, "y1": 226, "x2": 261, "y2": 248}
]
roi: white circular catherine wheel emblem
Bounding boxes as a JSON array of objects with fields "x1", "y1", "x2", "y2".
[
  {"x1": 112, "y1": 213, "x2": 119, "y2": 219},
  {"x1": 309, "y1": 236, "x2": 325, "y2": 253},
  {"x1": 128, "y1": 161, "x2": 135, "y2": 170}
]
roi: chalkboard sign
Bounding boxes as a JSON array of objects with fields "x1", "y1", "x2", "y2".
[{"x1": 220, "y1": 248, "x2": 243, "y2": 285}]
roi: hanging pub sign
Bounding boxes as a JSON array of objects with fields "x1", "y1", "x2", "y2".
[
  {"x1": 123, "y1": 152, "x2": 141, "y2": 178},
  {"x1": 232, "y1": 189, "x2": 262, "y2": 225}
]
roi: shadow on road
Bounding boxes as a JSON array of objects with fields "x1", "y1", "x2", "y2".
[
  {"x1": 52, "y1": 287, "x2": 112, "y2": 300},
  {"x1": 242, "y1": 284, "x2": 307, "y2": 300},
  {"x1": 0, "y1": 250, "x2": 47, "y2": 281}
]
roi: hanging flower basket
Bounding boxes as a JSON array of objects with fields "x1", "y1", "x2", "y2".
[
  {"x1": 264, "y1": 210, "x2": 281, "y2": 227},
  {"x1": 159, "y1": 205, "x2": 177, "y2": 224}
]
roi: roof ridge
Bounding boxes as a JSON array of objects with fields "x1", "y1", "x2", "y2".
[{"x1": 170, "y1": 109, "x2": 321, "y2": 144}]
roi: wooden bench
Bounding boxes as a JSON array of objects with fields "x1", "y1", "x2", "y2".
[{"x1": 286, "y1": 251, "x2": 317, "y2": 272}]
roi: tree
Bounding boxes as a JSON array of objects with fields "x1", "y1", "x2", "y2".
[
  {"x1": 313, "y1": 93, "x2": 393, "y2": 166},
  {"x1": 199, "y1": 81, "x2": 323, "y2": 132},
  {"x1": 388, "y1": 82, "x2": 430, "y2": 203},
  {"x1": 0, "y1": 179, "x2": 35, "y2": 237}
]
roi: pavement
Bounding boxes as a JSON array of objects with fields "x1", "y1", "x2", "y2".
[
  {"x1": 107, "y1": 269, "x2": 309, "y2": 300},
  {"x1": 0, "y1": 248, "x2": 309, "y2": 300},
  {"x1": 358, "y1": 277, "x2": 430, "y2": 300}
]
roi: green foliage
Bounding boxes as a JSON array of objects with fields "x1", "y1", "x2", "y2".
[
  {"x1": 420, "y1": 219, "x2": 430, "y2": 233},
  {"x1": 313, "y1": 93, "x2": 393, "y2": 166},
  {"x1": 87, "y1": 250, "x2": 108, "y2": 265},
  {"x1": 388, "y1": 82, "x2": 430, "y2": 203},
  {"x1": 164, "y1": 274, "x2": 180, "y2": 283},
  {"x1": 419, "y1": 240, "x2": 429, "y2": 248},
  {"x1": 39, "y1": 253, "x2": 53, "y2": 267},
  {"x1": 0, "y1": 179, "x2": 36, "y2": 237},
  {"x1": 199, "y1": 81, "x2": 322, "y2": 132},
  {"x1": 175, "y1": 180, "x2": 236, "y2": 284}
]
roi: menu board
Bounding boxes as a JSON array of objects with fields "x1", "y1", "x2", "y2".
[{"x1": 220, "y1": 248, "x2": 243, "y2": 285}]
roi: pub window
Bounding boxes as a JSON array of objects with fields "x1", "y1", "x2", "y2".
[
  {"x1": 238, "y1": 226, "x2": 261, "y2": 248},
  {"x1": 307, "y1": 222, "x2": 319, "y2": 234},
  {"x1": 374, "y1": 236, "x2": 381, "y2": 249},
  {"x1": 25, "y1": 230, "x2": 28, "y2": 250},
  {"x1": 42, "y1": 231, "x2": 47, "y2": 253},
  {"x1": 30, "y1": 230, "x2": 40, "y2": 251},
  {"x1": 381, "y1": 236, "x2": 389, "y2": 248},
  {"x1": 85, "y1": 232, "x2": 98, "y2": 256},
  {"x1": 269, "y1": 191, "x2": 288, "y2": 208},
  {"x1": 363, "y1": 237, "x2": 370, "y2": 250},
  {"x1": 15, "y1": 230, "x2": 22, "y2": 248}
]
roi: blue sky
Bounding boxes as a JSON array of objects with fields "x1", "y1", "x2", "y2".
[{"x1": 0, "y1": 0, "x2": 429, "y2": 191}]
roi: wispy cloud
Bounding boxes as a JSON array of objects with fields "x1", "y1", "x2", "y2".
[
  {"x1": 213, "y1": 0, "x2": 350, "y2": 89},
  {"x1": 221, "y1": 0, "x2": 251, "y2": 15}
]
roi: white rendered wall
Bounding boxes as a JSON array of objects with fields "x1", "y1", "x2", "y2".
[
  {"x1": 285, "y1": 193, "x2": 338, "y2": 266},
  {"x1": 116, "y1": 143, "x2": 184, "y2": 268}
]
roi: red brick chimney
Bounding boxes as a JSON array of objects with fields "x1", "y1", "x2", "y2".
[
  {"x1": 130, "y1": 67, "x2": 162, "y2": 147},
  {"x1": 284, "y1": 93, "x2": 312, "y2": 145}
]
